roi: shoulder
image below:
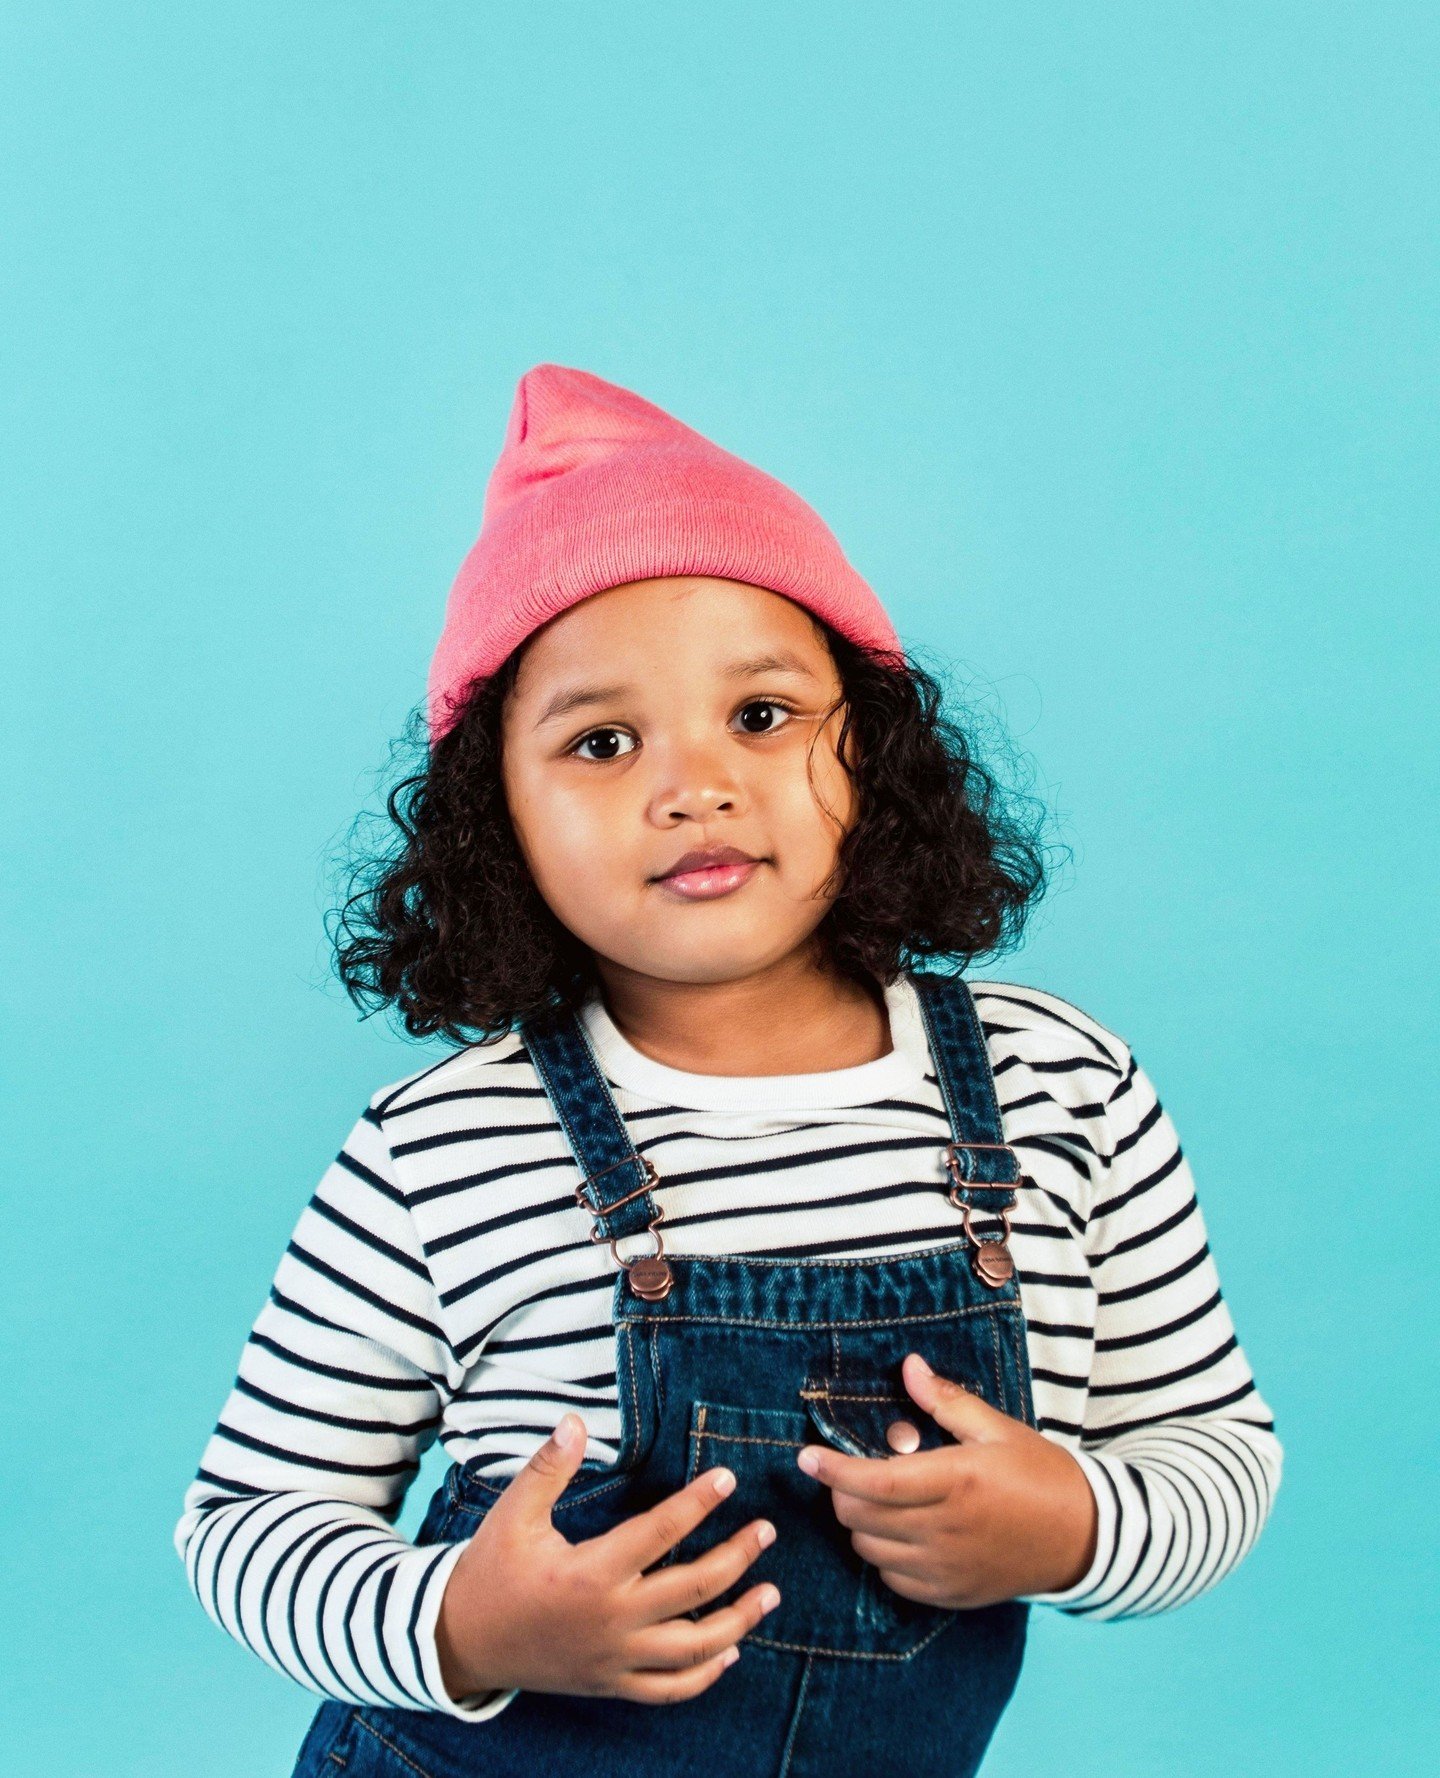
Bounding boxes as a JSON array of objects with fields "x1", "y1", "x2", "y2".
[
  {"x1": 953, "y1": 977, "x2": 1148, "y2": 1182},
  {"x1": 962, "y1": 975, "x2": 1133, "y2": 1093},
  {"x1": 364, "y1": 1029, "x2": 532, "y2": 1127}
]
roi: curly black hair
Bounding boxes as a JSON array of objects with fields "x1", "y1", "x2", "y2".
[{"x1": 325, "y1": 621, "x2": 1068, "y2": 1046}]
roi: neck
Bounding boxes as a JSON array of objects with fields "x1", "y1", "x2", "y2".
[{"x1": 589, "y1": 951, "x2": 893, "y2": 1078}]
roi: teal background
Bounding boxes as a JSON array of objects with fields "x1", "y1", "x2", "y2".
[{"x1": 4, "y1": 4, "x2": 1434, "y2": 1773}]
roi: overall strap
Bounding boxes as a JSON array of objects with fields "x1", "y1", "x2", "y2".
[
  {"x1": 519, "y1": 998, "x2": 674, "y2": 1300},
  {"x1": 522, "y1": 971, "x2": 1025, "y2": 1301},
  {"x1": 911, "y1": 968, "x2": 1026, "y2": 1288},
  {"x1": 910, "y1": 969, "x2": 1020, "y2": 1209}
]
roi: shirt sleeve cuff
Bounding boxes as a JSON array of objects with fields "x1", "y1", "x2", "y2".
[
  {"x1": 411, "y1": 1542, "x2": 523, "y2": 1721},
  {"x1": 1016, "y1": 1446, "x2": 1119, "y2": 1610}
]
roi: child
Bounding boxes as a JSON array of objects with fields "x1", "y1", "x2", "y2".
[{"x1": 174, "y1": 364, "x2": 1282, "y2": 1778}]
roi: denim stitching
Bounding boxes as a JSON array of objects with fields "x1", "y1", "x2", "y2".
[
  {"x1": 1010, "y1": 1311, "x2": 1038, "y2": 1428},
  {"x1": 968, "y1": 986, "x2": 1016, "y2": 1166},
  {"x1": 649, "y1": 1321, "x2": 665, "y2": 1423},
  {"x1": 540, "y1": 1016, "x2": 663, "y2": 1244},
  {"x1": 616, "y1": 1235, "x2": 980, "y2": 1273},
  {"x1": 694, "y1": 1429, "x2": 808, "y2": 1451},
  {"x1": 799, "y1": 1388, "x2": 921, "y2": 1403},
  {"x1": 618, "y1": 1304, "x2": 1017, "y2": 1333},
  {"x1": 749, "y1": 1614, "x2": 951, "y2": 1661},
  {"x1": 461, "y1": 1466, "x2": 634, "y2": 1507},
  {"x1": 323, "y1": 1710, "x2": 356, "y2": 1773},
  {"x1": 776, "y1": 1653, "x2": 813, "y2": 1778},
  {"x1": 802, "y1": 1390, "x2": 895, "y2": 1458},
  {"x1": 622, "y1": 1318, "x2": 640, "y2": 1467},
  {"x1": 914, "y1": 975, "x2": 966, "y2": 1152},
  {"x1": 685, "y1": 1403, "x2": 706, "y2": 1483},
  {"x1": 352, "y1": 1716, "x2": 438, "y2": 1778},
  {"x1": 527, "y1": 1024, "x2": 651, "y2": 1253},
  {"x1": 527, "y1": 1046, "x2": 591, "y2": 1196}
]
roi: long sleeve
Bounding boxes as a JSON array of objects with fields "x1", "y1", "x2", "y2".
[
  {"x1": 172, "y1": 1098, "x2": 521, "y2": 1720},
  {"x1": 1020, "y1": 1044, "x2": 1283, "y2": 1617}
]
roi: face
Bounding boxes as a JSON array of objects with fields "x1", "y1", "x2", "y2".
[{"x1": 499, "y1": 575, "x2": 858, "y2": 988}]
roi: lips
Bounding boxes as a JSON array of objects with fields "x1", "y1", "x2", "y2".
[
  {"x1": 656, "y1": 845, "x2": 760, "y2": 880},
  {"x1": 651, "y1": 844, "x2": 766, "y2": 904}
]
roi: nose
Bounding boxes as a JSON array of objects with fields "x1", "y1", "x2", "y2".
[{"x1": 646, "y1": 734, "x2": 746, "y2": 825}]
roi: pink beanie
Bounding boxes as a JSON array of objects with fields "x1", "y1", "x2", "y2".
[{"x1": 426, "y1": 363, "x2": 903, "y2": 741}]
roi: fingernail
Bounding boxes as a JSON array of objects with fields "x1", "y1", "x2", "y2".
[
  {"x1": 712, "y1": 1468, "x2": 735, "y2": 1497},
  {"x1": 757, "y1": 1520, "x2": 776, "y2": 1548},
  {"x1": 722, "y1": 1647, "x2": 740, "y2": 1668},
  {"x1": 910, "y1": 1353, "x2": 933, "y2": 1376},
  {"x1": 760, "y1": 1586, "x2": 781, "y2": 1612},
  {"x1": 553, "y1": 1414, "x2": 579, "y2": 1449},
  {"x1": 797, "y1": 1447, "x2": 821, "y2": 1476}
]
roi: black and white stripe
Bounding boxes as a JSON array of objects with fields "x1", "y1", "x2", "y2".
[{"x1": 174, "y1": 975, "x2": 1282, "y2": 1719}]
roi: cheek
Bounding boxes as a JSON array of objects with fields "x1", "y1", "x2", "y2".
[
  {"x1": 774, "y1": 749, "x2": 854, "y2": 851},
  {"x1": 506, "y1": 767, "x2": 617, "y2": 891}
]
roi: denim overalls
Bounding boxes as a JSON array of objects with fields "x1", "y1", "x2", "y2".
[{"x1": 292, "y1": 968, "x2": 1037, "y2": 1778}]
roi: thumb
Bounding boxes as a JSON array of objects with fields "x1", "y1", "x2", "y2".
[
  {"x1": 901, "y1": 1352, "x2": 1015, "y2": 1445},
  {"x1": 499, "y1": 1412, "x2": 590, "y2": 1517}
]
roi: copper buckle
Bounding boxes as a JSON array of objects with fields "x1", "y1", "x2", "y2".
[
  {"x1": 574, "y1": 1152, "x2": 660, "y2": 1216},
  {"x1": 943, "y1": 1142, "x2": 1020, "y2": 1288},
  {"x1": 575, "y1": 1154, "x2": 672, "y2": 1300}
]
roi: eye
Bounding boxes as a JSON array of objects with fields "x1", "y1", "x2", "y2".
[
  {"x1": 736, "y1": 696, "x2": 792, "y2": 732},
  {"x1": 565, "y1": 725, "x2": 632, "y2": 760}
]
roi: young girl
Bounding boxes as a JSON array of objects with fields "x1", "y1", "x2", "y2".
[{"x1": 175, "y1": 363, "x2": 1282, "y2": 1778}]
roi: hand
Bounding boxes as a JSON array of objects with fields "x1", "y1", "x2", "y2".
[
  {"x1": 794, "y1": 1352, "x2": 1098, "y2": 1609},
  {"x1": 435, "y1": 1413, "x2": 782, "y2": 1705}
]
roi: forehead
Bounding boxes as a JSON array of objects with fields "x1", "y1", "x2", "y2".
[{"x1": 511, "y1": 576, "x2": 834, "y2": 698}]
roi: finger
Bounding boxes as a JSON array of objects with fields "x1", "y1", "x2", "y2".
[
  {"x1": 629, "y1": 1515, "x2": 777, "y2": 1626},
  {"x1": 828, "y1": 1488, "x2": 934, "y2": 1544},
  {"x1": 627, "y1": 1577, "x2": 782, "y2": 1672},
  {"x1": 874, "y1": 1561, "x2": 947, "y2": 1607},
  {"x1": 494, "y1": 1413, "x2": 591, "y2": 1520},
  {"x1": 796, "y1": 1442, "x2": 951, "y2": 1505},
  {"x1": 613, "y1": 1642, "x2": 742, "y2": 1706},
  {"x1": 901, "y1": 1352, "x2": 1015, "y2": 1445},
  {"x1": 599, "y1": 1464, "x2": 740, "y2": 1574},
  {"x1": 849, "y1": 1526, "x2": 942, "y2": 1571}
]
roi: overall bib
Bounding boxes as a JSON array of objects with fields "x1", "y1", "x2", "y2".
[{"x1": 292, "y1": 969, "x2": 1038, "y2": 1778}]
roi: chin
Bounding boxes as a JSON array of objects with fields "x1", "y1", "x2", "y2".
[
  {"x1": 638, "y1": 957, "x2": 764, "y2": 987},
  {"x1": 608, "y1": 931, "x2": 832, "y2": 988}
]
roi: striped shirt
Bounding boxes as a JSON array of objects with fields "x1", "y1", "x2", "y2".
[{"x1": 173, "y1": 973, "x2": 1283, "y2": 1723}]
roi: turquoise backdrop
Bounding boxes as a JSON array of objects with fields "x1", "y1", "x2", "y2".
[{"x1": 5, "y1": 5, "x2": 1434, "y2": 1774}]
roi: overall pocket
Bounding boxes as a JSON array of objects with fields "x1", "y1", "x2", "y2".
[
  {"x1": 672, "y1": 1396, "x2": 954, "y2": 1659},
  {"x1": 665, "y1": 1302, "x2": 1027, "y2": 1659}
]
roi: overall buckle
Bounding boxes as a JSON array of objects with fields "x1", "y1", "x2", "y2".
[
  {"x1": 943, "y1": 1141, "x2": 1022, "y2": 1289},
  {"x1": 576, "y1": 1154, "x2": 673, "y2": 1300}
]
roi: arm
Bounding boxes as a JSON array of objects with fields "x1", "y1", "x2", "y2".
[
  {"x1": 1021, "y1": 1045, "x2": 1284, "y2": 1617},
  {"x1": 172, "y1": 1097, "x2": 520, "y2": 1719}
]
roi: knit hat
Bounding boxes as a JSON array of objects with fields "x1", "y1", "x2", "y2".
[{"x1": 426, "y1": 363, "x2": 903, "y2": 741}]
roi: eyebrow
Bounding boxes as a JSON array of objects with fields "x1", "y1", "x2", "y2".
[
  {"x1": 533, "y1": 650, "x2": 820, "y2": 728},
  {"x1": 724, "y1": 650, "x2": 820, "y2": 681},
  {"x1": 535, "y1": 684, "x2": 625, "y2": 728}
]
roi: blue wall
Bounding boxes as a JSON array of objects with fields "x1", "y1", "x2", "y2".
[{"x1": 5, "y1": 5, "x2": 1434, "y2": 1773}]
